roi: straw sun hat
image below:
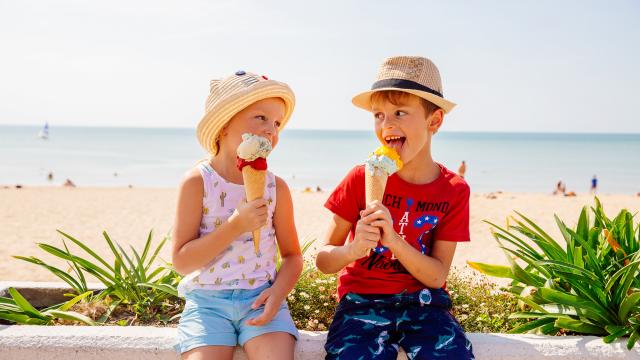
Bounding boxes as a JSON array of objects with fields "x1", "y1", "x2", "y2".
[
  {"x1": 196, "y1": 70, "x2": 295, "y2": 154},
  {"x1": 352, "y1": 56, "x2": 456, "y2": 113}
]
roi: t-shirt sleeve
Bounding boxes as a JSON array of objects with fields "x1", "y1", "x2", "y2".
[
  {"x1": 433, "y1": 183, "x2": 470, "y2": 242},
  {"x1": 324, "y1": 166, "x2": 365, "y2": 224}
]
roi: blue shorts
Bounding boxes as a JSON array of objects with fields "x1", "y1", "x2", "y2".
[
  {"x1": 325, "y1": 288, "x2": 474, "y2": 360},
  {"x1": 176, "y1": 281, "x2": 299, "y2": 354}
]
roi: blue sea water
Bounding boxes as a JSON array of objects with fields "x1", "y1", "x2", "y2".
[{"x1": 1, "y1": 125, "x2": 639, "y2": 194}]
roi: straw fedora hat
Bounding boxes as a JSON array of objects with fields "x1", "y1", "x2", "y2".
[
  {"x1": 352, "y1": 56, "x2": 456, "y2": 113},
  {"x1": 196, "y1": 70, "x2": 295, "y2": 154}
]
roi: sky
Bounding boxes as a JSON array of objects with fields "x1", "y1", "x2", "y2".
[{"x1": 1, "y1": 0, "x2": 639, "y2": 133}]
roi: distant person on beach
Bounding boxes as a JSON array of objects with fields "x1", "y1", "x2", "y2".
[
  {"x1": 591, "y1": 175, "x2": 598, "y2": 194},
  {"x1": 316, "y1": 56, "x2": 474, "y2": 359},
  {"x1": 171, "y1": 71, "x2": 301, "y2": 359},
  {"x1": 47, "y1": 172, "x2": 53, "y2": 182},
  {"x1": 458, "y1": 160, "x2": 466, "y2": 178},
  {"x1": 63, "y1": 179, "x2": 75, "y2": 187},
  {"x1": 553, "y1": 180, "x2": 566, "y2": 195}
]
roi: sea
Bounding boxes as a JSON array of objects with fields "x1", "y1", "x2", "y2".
[{"x1": 1, "y1": 125, "x2": 639, "y2": 194}]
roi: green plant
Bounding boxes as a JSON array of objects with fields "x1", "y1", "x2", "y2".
[
  {"x1": 287, "y1": 264, "x2": 338, "y2": 331},
  {"x1": 447, "y1": 268, "x2": 526, "y2": 333},
  {"x1": 14, "y1": 230, "x2": 181, "y2": 323},
  {"x1": 0, "y1": 288, "x2": 94, "y2": 325},
  {"x1": 468, "y1": 198, "x2": 640, "y2": 349}
]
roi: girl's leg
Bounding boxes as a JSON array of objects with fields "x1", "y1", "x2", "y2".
[
  {"x1": 182, "y1": 345, "x2": 235, "y2": 360},
  {"x1": 243, "y1": 332, "x2": 296, "y2": 360}
]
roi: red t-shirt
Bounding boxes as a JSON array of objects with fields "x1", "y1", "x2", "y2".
[{"x1": 325, "y1": 164, "x2": 470, "y2": 299}]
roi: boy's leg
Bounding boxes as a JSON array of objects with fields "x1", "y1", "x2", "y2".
[
  {"x1": 243, "y1": 332, "x2": 296, "y2": 360},
  {"x1": 325, "y1": 294, "x2": 399, "y2": 360},
  {"x1": 397, "y1": 302, "x2": 474, "y2": 360}
]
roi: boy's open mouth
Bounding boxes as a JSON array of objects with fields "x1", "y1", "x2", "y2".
[{"x1": 384, "y1": 135, "x2": 406, "y2": 152}]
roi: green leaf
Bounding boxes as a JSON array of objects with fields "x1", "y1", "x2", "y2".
[
  {"x1": 513, "y1": 211, "x2": 566, "y2": 256},
  {"x1": 140, "y1": 283, "x2": 178, "y2": 297},
  {"x1": 12, "y1": 255, "x2": 84, "y2": 293},
  {"x1": 38, "y1": 243, "x2": 116, "y2": 284},
  {"x1": 0, "y1": 312, "x2": 46, "y2": 325},
  {"x1": 103, "y1": 231, "x2": 129, "y2": 275},
  {"x1": 8, "y1": 288, "x2": 46, "y2": 320},
  {"x1": 603, "y1": 328, "x2": 630, "y2": 343},
  {"x1": 619, "y1": 292, "x2": 640, "y2": 322},
  {"x1": 554, "y1": 318, "x2": 605, "y2": 335},
  {"x1": 628, "y1": 328, "x2": 640, "y2": 350},
  {"x1": 46, "y1": 310, "x2": 96, "y2": 325},
  {"x1": 57, "y1": 230, "x2": 115, "y2": 273},
  {"x1": 484, "y1": 220, "x2": 541, "y2": 258},
  {"x1": 508, "y1": 317, "x2": 555, "y2": 333},
  {"x1": 466, "y1": 261, "x2": 514, "y2": 279},
  {"x1": 97, "y1": 298, "x2": 122, "y2": 324},
  {"x1": 537, "y1": 287, "x2": 613, "y2": 324},
  {"x1": 536, "y1": 260, "x2": 599, "y2": 283},
  {"x1": 144, "y1": 234, "x2": 167, "y2": 273},
  {"x1": 140, "y1": 230, "x2": 153, "y2": 264},
  {"x1": 58, "y1": 291, "x2": 93, "y2": 312}
]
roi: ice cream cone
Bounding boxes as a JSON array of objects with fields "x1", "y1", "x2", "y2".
[
  {"x1": 242, "y1": 166, "x2": 266, "y2": 255},
  {"x1": 237, "y1": 133, "x2": 272, "y2": 256},
  {"x1": 365, "y1": 167, "x2": 388, "y2": 204},
  {"x1": 363, "y1": 146, "x2": 403, "y2": 257}
]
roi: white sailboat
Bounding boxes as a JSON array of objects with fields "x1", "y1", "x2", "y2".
[{"x1": 38, "y1": 122, "x2": 49, "y2": 140}]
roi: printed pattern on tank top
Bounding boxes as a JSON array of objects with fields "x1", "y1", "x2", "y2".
[{"x1": 177, "y1": 162, "x2": 278, "y2": 296}]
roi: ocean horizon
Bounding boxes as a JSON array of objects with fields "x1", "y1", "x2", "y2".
[{"x1": 1, "y1": 125, "x2": 639, "y2": 194}]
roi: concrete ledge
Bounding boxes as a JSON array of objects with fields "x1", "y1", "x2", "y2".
[
  {"x1": 1, "y1": 325, "x2": 640, "y2": 359},
  {"x1": 2, "y1": 282, "x2": 640, "y2": 359}
]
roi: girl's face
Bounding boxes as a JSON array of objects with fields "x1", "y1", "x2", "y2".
[
  {"x1": 219, "y1": 97, "x2": 286, "y2": 155},
  {"x1": 372, "y1": 94, "x2": 442, "y2": 166}
]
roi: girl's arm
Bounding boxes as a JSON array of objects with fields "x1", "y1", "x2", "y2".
[
  {"x1": 171, "y1": 168, "x2": 267, "y2": 275},
  {"x1": 364, "y1": 200, "x2": 456, "y2": 288},
  {"x1": 269, "y1": 176, "x2": 303, "y2": 296},
  {"x1": 316, "y1": 214, "x2": 380, "y2": 274},
  {"x1": 247, "y1": 176, "x2": 302, "y2": 326}
]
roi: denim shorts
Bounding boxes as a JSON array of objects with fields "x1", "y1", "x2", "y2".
[{"x1": 176, "y1": 281, "x2": 299, "y2": 354}]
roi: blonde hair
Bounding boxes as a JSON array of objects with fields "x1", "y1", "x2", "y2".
[{"x1": 370, "y1": 90, "x2": 440, "y2": 116}]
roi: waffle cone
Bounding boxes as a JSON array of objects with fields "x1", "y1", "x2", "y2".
[
  {"x1": 242, "y1": 166, "x2": 266, "y2": 255},
  {"x1": 365, "y1": 168, "x2": 388, "y2": 204}
]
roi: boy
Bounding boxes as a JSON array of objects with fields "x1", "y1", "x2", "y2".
[{"x1": 316, "y1": 56, "x2": 474, "y2": 360}]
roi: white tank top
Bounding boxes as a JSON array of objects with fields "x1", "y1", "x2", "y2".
[{"x1": 177, "y1": 162, "x2": 278, "y2": 297}]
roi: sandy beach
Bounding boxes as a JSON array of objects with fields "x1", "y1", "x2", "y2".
[{"x1": 0, "y1": 186, "x2": 638, "y2": 282}]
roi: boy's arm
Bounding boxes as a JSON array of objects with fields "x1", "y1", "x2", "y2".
[
  {"x1": 315, "y1": 214, "x2": 380, "y2": 274},
  {"x1": 364, "y1": 200, "x2": 457, "y2": 288},
  {"x1": 386, "y1": 236, "x2": 456, "y2": 288},
  {"x1": 247, "y1": 176, "x2": 302, "y2": 326}
]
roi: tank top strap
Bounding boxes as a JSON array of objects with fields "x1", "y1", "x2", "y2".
[{"x1": 197, "y1": 161, "x2": 217, "y2": 198}]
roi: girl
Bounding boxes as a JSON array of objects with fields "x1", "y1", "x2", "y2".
[{"x1": 172, "y1": 70, "x2": 302, "y2": 360}]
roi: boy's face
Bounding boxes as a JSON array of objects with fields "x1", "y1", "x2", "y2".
[{"x1": 372, "y1": 94, "x2": 443, "y2": 164}]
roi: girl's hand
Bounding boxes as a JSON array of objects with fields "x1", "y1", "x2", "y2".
[
  {"x1": 362, "y1": 201, "x2": 400, "y2": 250},
  {"x1": 348, "y1": 217, "x2": 380, "y2": 259},
  {"x1": 246, "y1": 287, "x2": 281, "y2": 326},
  {"x1": 229, "y1": 198, "x2": 268, "y2": 233}
]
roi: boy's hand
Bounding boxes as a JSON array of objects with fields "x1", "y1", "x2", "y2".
[
  {"x1": 348, "y1": 217, "x2": 380, "y2": 259},
  {"x1": 362, "y1": 201, "x2": 401, "y2": 250},
  {"x1": 229, "y1": 198, "x2": 268, "y2": 233},
  {"x1": 246, "y1": 287, "x2": 280, "y2": 326}
]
